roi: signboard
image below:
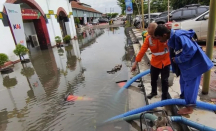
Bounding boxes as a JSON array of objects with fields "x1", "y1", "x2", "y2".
[
  {"x1": 4, "y1": 3, "x2": 26, "y2": 46},
  {"x1": 68, "y1": 15, "x2": 71, "y2": 18},
  {"x1": 21, "y1": 9, "x2": 41, "y2": 19},
  {"x1": 125, "y1": 0, "x2": 133, "y2": 14},
  {"x1": 84, "y1": 14, "x2": 87, "y2": 25},
  {"x1": 49, "y1": 10, "x2": 54, "y2": 15},
  {"x1": 0, "y1": 12, "x2": 3, "y2": 19},
  {"x1": 46, "y1": 14, "x2": 50, "y2": 19},
  {"x1": 69, "y1": 12, "x2": 73, "y2": 15},
  {"x1": 55, "y1": 14, "x2": 57, "y2": 19}
]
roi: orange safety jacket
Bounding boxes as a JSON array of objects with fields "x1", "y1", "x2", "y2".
[{"x1": 135, "y1": 35, "x2": 171, "y2": 69}]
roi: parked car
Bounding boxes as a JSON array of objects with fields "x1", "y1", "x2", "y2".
[
  {"x1": 154, "y1": 4, "x2": 209, "y2": 24},
  {"x1": 133, "y1": 13, "x2": 161, "y2": 28},
  {"x1": 144, "y1": 13, "x2": 161, "y2": 28},
  {"x1": 172, "y1": 10, "x2": 211, "y2": 42},
  {"x1": 90, "y1": 18, "x2": 99, "y2": 25},
  {"x1": 98, "y1": 18, "x2": 109, "y2": 23}
]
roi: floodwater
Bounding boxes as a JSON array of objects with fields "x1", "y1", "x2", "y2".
[{"x1": 0, "y1": 27, "x2": 135, "y2": 131}]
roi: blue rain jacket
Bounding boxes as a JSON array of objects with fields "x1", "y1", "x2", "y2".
[{"x1": 168, "y1": 29, "x2": 213, "y2": 81}]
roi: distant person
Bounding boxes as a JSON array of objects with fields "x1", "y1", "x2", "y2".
[
  {"x1": 131, "y1": 23, "x2": 171, "y2": 100},
  {"x1": 154, "y1": 25, "x2": 213, "y2": 115}
]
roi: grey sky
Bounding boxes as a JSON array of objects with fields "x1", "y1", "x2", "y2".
[{"x1": 80, "y1": 0, "x2": 121, "y2": 14}]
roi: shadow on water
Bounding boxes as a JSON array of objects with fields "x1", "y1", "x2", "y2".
[{"x1": 0, "y1": 27, "x2": 135, "y2": 131}]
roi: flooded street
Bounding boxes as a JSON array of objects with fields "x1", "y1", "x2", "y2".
[{"x1": 0, "y1": 27, "x2": 133, "y2": 131}]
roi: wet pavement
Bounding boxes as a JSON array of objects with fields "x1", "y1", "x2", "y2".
[{"x1": 0, "y1": 27, "x2": 134, "y2": 131}]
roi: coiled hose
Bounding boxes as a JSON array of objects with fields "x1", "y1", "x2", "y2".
[
  {"x1": 105, "y1": 99, "x2": 216, "y2": 123},
  {"x1": 170, "y1": 116, "x2": 216, "y2": 131}
]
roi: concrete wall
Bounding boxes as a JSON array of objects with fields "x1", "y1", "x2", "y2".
[{"x1": 0, "y1": 0, "x2": 76, "y2": 62}]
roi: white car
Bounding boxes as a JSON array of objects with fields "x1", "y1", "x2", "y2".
[{"x1": 172, "y1": 11, "x2": 211, "y2": 41}]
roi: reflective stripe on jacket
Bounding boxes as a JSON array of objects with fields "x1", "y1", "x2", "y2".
[{"x1": 135, "y1": 35, "x2": 171, "y2": 69}]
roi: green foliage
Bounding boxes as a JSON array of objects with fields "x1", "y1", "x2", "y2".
[
  {"x1": 150, "y1": 0, "x2": 168, "y2": 13},
  {"x1": 107, "y1": 13, "x2": 119, "y2": 18},
  {"x1": 170, "y1": 0, "x2": 210, "y2": 9},
  {"x1": 75, "y1": 17, "x2": 80, "y2": 24},
  {"x1": 21, "y1": 67, "x2": 35, "y2": 78},
  {"x1": 0, "y1": 53, "x2": 9, "y2": 66},
  {"x1": 13, "y1": 44, "x2": 29, "y2": 59},
  {"x1": 3, "y1": 76, "x2": 17, "y2": 88},
  {"x1": 63, "y1": 35, "x2": 71, "y2": 43},
  {"x1": 55, "y1": 36, "x2": 62, "y2": 43}
]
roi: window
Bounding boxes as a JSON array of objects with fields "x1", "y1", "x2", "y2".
[
  {"x1": 197, "y1": 8, "x2": 208, "y2": 14},
  {"x1": 160, "y1": 13, "x2": 168, "y2": 17},
  {"x1": 183, "y1": 9, "x2": 196, "y2": 17},
  {"x1": 183, "y1": 10, "x2": 192, "y2": 16},
  {"x1": 197, "y1": 13, "x2": 209, "y2": 21},
  {"x1": 172, "y1": 11, "x2": 182, "y2": 17}
]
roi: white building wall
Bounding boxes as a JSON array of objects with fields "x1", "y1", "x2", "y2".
[{"x1": 0, "y1": 0, "x2": 76, "y2": 61}]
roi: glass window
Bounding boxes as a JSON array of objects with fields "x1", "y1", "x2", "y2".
[
  {"x1": 183, "y1": 10, "x2": 192, "y2": 16},
  {"x1": 198, "y1": 8, "x2": 207, "y2": 14},
  {"x1": 172, "y1": 11, "x2": 182, "y2": 17},
  {"x1": 160, "y1": 13, "x2": 168, "y2": 17},
  {"x1": 191, "y1": 10, "x2": 196, "y2": 15}
]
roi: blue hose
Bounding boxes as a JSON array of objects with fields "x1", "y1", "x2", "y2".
[
  {"x1": 123, "y1": 69, "x2": 150, "y2": 89},
  {"x1": 105, "y1": 99, "x2": 216, "y2": 123},
  {"x1": 171, "y1": 116, "x2": 216, "y2": 131}
]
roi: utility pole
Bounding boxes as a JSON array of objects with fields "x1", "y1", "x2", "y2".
[
  {"x1": 141, "y1": 0, "x2": 145, "y2": 29},
  {"x1": 168, "y1": 0, "x2": 169, "y2": 22},
  {"x1": 148, "y1": 0, "x2": 150, "y2": 25},
  {"x1": 202, "y1": 0, "x2": 216, "y2": 94}
]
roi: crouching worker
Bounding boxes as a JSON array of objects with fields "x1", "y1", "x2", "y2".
[
  {"x1": 131, "y1": 23, "x2": 171, "y2": 100},
  {"x1": 154, "y1": 25, "x2": 213, "y2": 115}
]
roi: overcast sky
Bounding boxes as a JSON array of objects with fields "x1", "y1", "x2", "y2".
[{"x1": 80, "y1": 0, "x2": 122, "y2": 14}]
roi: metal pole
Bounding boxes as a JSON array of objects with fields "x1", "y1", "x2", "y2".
[
  {"x1": 168, "y1": 0, "x2": 169, "y2": 22},
  {"x1": 141, "y1": 0, "x2": 145, "y2": 29},
  {"x1": 148, "y1": 0, "x2": 150, "y2": 25},
  {"x1": 202, "y1": 0, "x2": 216, "y2": 94}
]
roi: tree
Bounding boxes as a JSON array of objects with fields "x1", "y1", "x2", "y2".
[
  {"x1": 150, "y1": 0, "x2": 168, "y2": 13},
  {"x1": 13, "y1": 44, "x2": 29, "y2": 60},
  {"x1": 170, "y1": 0, "x2": 210, "y2": 9},
  {"x1": 107, "y1": 13, "x2": 119, "y2": 18},
  {"x1": 0, "y1": 53, "x2": 8, "y2": 67}
]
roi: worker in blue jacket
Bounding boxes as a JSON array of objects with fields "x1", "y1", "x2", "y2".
[{"x1": 154, "y1": 25, "x2": 213, "y2": 115}]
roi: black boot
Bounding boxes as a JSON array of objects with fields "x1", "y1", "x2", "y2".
[
  {"x1": 147, "y1": 92, "x2": 157, "y2": 99},
  {"x1": 161, "y1": 93, "x2": 170, "y2": 101}
]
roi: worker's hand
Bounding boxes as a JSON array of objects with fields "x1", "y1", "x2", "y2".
[
  {"x1": 131, "y1": 62, "x2": 138, "y2": 72},
  {"x1": 172, "y1": 57, "x2": 175, "y2": 63}
]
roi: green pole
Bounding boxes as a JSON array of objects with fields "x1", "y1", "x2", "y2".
[{"x1": 202, "y1": 0, "x2": 216, "y2": 94}]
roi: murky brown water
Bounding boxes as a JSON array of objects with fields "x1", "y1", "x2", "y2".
[{"x1": 0, "y1": 27, "x2": 134, "y2": 131}]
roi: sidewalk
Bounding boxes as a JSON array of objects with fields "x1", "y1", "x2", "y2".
[{"x1": 131, "y1": 28, "x2": 216, "y2": 130}]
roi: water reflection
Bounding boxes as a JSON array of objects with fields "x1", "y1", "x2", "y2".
[
  {"x1": 3, "y1": 76, "x2": 17, "y2": 88},
  {"x1": 0, "y1": 27, "x2": 129, "y2": 131},
  {"x1": 77, "y1": 28, "x2": 105, "y2": 50}
]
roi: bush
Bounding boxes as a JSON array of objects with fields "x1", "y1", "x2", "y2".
[
  {"x1": 55, "y1": 36, "x2": 62, "y2": 43},
  {"x1": 63, "y1": 35, "x2": 71, "y2": 43},
  {"x1": 0, "y1": 53, "x2": 9, "y2": 66},
  {"x1": 13, "y1": 44, "x2": 29, "y2": 60}
]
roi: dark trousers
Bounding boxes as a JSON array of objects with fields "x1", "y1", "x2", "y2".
[{"x1": 150, "y1": 65, "x2": 170, "y2": 98}]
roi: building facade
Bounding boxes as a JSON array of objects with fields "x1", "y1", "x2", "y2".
[
  {"x1": 71, "y1": 1, "x2": 102, "y2": 25},
  {"x1": 0, "y1": 0, "x2": 77, "y2": 62}
]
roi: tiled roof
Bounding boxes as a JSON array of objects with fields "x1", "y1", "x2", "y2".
[{"x1": 71, "y1": 1, "x2": 102, "y2": 14}]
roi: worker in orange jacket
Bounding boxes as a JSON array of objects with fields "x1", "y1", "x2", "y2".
[{"x1": 131, "y1": 23, "x2": 171, "y2": 100}]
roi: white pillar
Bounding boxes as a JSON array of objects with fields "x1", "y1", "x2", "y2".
[{"x1": 67, "y1": 1, "x2": 77, "y2": 37}]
